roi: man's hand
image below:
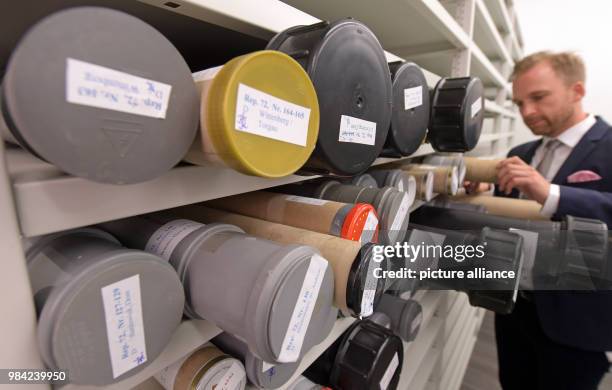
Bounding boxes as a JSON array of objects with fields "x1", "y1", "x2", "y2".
[
  {"x1": 463, "y1": 181, "x2": 492, "y2": 194},
  {"x1": 496, "y1": 156, "x2": 551, "y2": 204}
]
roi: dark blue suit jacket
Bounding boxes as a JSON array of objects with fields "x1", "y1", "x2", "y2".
[{"x1": 497, "y1": 116, "x2": 612, "y2": 351}]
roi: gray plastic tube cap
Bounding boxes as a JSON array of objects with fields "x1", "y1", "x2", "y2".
[
  {"x1": 29, "y1": 233, "x2": 184, "y2": 384},
  {"x1": 1, "y1": 7, "x2": 199, "y2": 184}
]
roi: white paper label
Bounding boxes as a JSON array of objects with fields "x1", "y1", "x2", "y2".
[
  {"x1": 380, "y1": 353, "x2": 399, "y2": 390},
  {"x1": 262, "y1": 361, "x2": 276, "y2": 373},
  {"x1": 66, "y1": 58, "x2": 172, "y2": 119},
  {"x1": 404, "y1": 86, "x2": 423, "y2": 110},
  {"x1": 192, "y1": 65, "x2": 223, "y2": 83},
  {"x1": 338, "y1": 115, "x2": 377, "y2": 146},
  {"x1": 234, "y1": 83, "x2": 310, "y2": 146},
  {"x1": 213, "y1": 361, "x2": 245, "y2": 390},
  {"x1": 360, "y1": 211, "x2": 379, "y2": 244},
  {"x1": 285, "y1": 195, "x2": 328, "y2": 206},
  {"x1": 390, "y1": 193, "x2": 410, "y2": 232},
  {"x1": 145, "y1": 219, "x2": 204, "y2": 261},
  {"x1": 361, "y1": 256, "x2": 379, "y2": 317},
  {"x1": 471, "y1": 98, "x2": 483, "y2": 118},
  {"x1": 278, "y1": 254, "x2": 328, "y2": 362},
  {"x1": 101, "y1": 274, "x2": 147, "y2": 379}
]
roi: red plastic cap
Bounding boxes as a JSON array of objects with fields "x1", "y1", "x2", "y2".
[{"x1": 341, "y1": 203, "x2": 379, "y2": 243}]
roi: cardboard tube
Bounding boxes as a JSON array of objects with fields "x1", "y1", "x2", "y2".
[
  {"x1": 449, "y1": 194, "x2": 548, "y2": 220},
  {"x1": 423, "y1": 153, "x2": 466, "y2": 183},
  {"x1": 155, "y1": 345, "x2": 246, "y2": 390},
  {"x1": 27, "y1": 229, "x2": 184, "y2": 385},
  {"x1": 464, "y1": 157, "x2": 503, "y2": 183},
  {"x1": 185, "y1": 51, "x2": 319, "y2": 178},
  {"x1": 207, "y1": 191, "x2": 379, "y2": 242},
  {"x1": 401, "y1": 170, "x2": 434, "y2": 201},
  {"x1": 170, "y1": 205, "x2": 381, "y2": 316},
  {"x1": 1, "y1": 7, "x2": 200, "y2": 185},
  {"x1": 100, "y1": 216, "x2": 336, "y2": 363},
  {"x1": 400, "y1": 164, "x2": 458, "y2": 195},
  {"x1": 213, "y1": 333, "x2": 300, "y2": 389}
]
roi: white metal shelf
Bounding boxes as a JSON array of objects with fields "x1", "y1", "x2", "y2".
[
  {"x1": 279, "y1": 0, "x2": 509, "y2": 91},
  {"x1": 400, "y1": 293, "x2": 446, "y2": 388},
  {"x1": 281, "y1": 0, "x2": 471, "y2": 54},
  {"x1": 482, "y1": 0, "x2": 523, "y2": 60},
  {"x1": 485, "y1": 99, "x2": 518, "y2": 118},
  {"x1": 474, "y1": 0, "x2": 513, "y2": 65},
  {"x1": 440, "y1": 308, "x2": 480, "y2": 390},
  {"x1": 7, "y1": 143, "x2": 436, "y2": 238},
  {"x1": 139, "y1": 0, "x2": 319, "y2": 40},
  {"x1": 478, "y1": 131, "x2": 514, "y2": 143}
]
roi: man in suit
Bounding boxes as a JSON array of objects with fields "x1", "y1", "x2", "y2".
[{"x1": 468, "y1": 51, "x2": 612, "y2": 389}]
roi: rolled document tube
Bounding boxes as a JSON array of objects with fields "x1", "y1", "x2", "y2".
[
  {"x1": 427, "y1": 196, "x2": 488, "y2": 214},
  {"x1": 449, "y1": 193, "x2": 547, "y2": 220},
  {"x1": 185, "y1": 50, "x2": 319, "y2": 177},
  {"x1": 362, "y1": 169, "x2": 418, "y2": 209},
  {"x1": 213, "y1": 333, "x2": 299, "y2": 389},
  {"x1": 207, "y1": 191, "x2": 379, "y2": 243},
  {"x1": 409, "y1": 170, "x2": 435, "y2": 201},
  {"x1": 411, "y1": 205, "x2": 611, "y2": 291},
  {"x1": 345, "y1": 173, "x2": 379, "y2": 188},
  {"x1": 100, "y1": 215, "x2": 336, "y2": 363},
  {"x1": 277, "y1": 180, "x2": 412, "y2": 245},
  {"x1": 167, "y1": 205, "x2": 386, "y2": 318},
  {"x1": 399, "y1": 164, "x2": 459, "y2": 195},
  {"x1": 464, "y1": 157, "x2": 504, "y2": 183},
  {"x1": 381, "y1": 61, "x2": 430, "y2": 157},
  {"x1": 1, "y1": 7, "x2": 199, "y2": 184},
  {"x1": 154, "y1": 344, "x2": 246, "y2": 390},
  {"x1": 267, "y1": 19, "x2": 392, "y2": 175},
  {"x1": 423, "y1": 153, "x2": 467, "y2": 183},
  {"x1": 27, "y1": 228, "x2": 184, "y2": 385}
]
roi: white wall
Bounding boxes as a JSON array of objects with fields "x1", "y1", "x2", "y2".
[{"x1": 510, "y1": 0, "x2": 612, "y2": 148}]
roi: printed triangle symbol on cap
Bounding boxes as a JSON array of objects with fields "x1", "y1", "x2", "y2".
[{"x1": 102, "y1": 128, "x2": 141, "y2": 158}]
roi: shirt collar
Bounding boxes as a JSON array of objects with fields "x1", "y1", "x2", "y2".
[{"x1": 544, "y1": 114, "x2": 596, "y2": 148}]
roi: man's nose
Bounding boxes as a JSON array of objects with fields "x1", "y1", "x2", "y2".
[{"x1": 520, "y1": 101, "x2": 537, "y2": 117}]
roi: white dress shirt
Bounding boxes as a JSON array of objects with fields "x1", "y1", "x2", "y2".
[{"x1": 529, "y1": 114, "x2": 596, "y2": 217}]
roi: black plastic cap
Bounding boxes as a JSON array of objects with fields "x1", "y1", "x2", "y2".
[
  {"x1": 346, "y1": 243, "x2": 387, "y2": 317},
  {"x1": 381, "y1": 61, "x2": 430, "y2": 157},
  {"x1": 429, "y1": 77, "x2": 484, "y2": 152},
  {"x1": 267, "y1": 19, "x2": 392, "y2": 176},
  {"x1": 467, "y1": 228, "x2": 523, "y2": 314},
  {"x1": 331, "y1": 318, "x2": 403, "y2": 390},
  {"x1": 561, "y1": 216, "x2": 610, "y2": 289}
]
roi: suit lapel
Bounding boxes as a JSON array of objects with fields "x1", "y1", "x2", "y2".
[
  {"x1": 522, "y1": 140, "x2": 541, "y2": 164},
  {"x1": 552, "y1": 118, "x2": 609, "y2": 184}
]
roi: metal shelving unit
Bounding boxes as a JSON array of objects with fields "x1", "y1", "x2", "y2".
[{"x1": 0, "y1": 0, "x2": 523, "y2": 389}]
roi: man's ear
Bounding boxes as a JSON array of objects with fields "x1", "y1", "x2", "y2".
[{"x1": 571, "y1": 81, "x2": 586, "y2": 102}]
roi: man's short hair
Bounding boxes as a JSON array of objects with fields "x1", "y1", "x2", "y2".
[{"x1": 511, "y1": 51, "x2": 586, "y2": 85}]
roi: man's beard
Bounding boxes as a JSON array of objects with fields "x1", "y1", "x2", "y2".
[{"x1": 527, "y1": 107, "x2": 575, "y2": 136}]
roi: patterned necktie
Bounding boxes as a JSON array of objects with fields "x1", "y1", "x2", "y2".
[{"x1": 535, "y1": 139, "x2": 562, "y2": 180}]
